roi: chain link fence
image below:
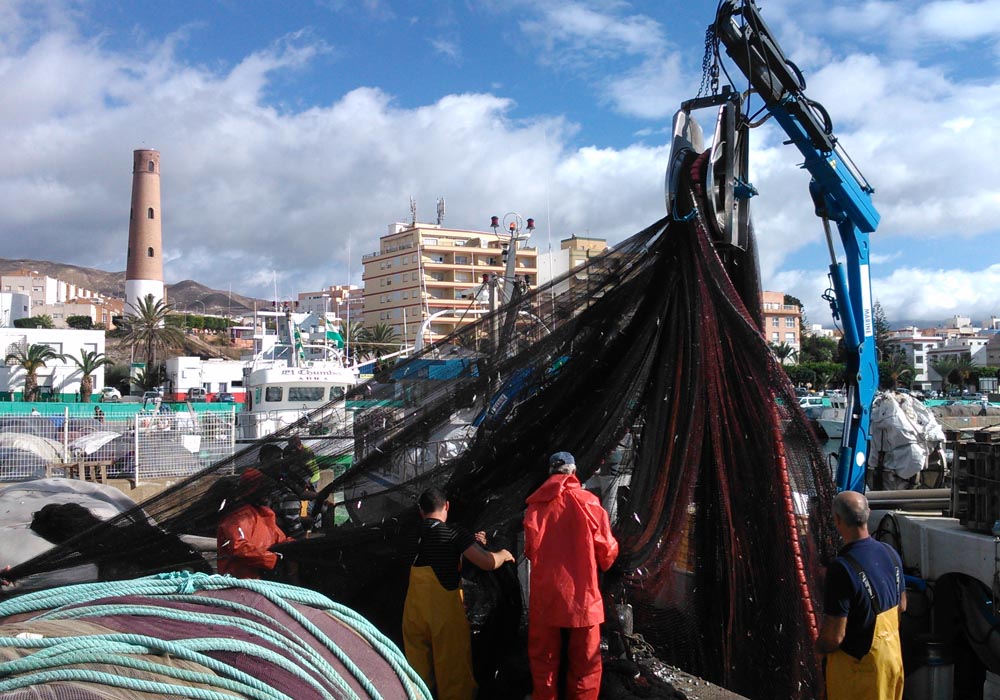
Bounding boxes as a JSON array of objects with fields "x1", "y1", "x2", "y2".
[{"x1": 0, "y1": 406, "x2": 237, "y2": 483}]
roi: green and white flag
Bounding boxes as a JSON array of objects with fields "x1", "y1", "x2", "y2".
[{"x1": 326, "y1": 329, "x2": 345, "y2": 348}]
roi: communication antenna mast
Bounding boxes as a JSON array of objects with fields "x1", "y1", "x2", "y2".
[
  {"x1": 409, "y1": 197, "x2": 417, "y2": 226},
  {"x1": 436, "y1": 197, "x2": 446, "y2": 225}
]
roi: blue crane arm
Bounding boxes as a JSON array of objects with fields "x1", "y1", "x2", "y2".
[{"x1": 713, "y1": 0, "x2": 880, "y2": 493}]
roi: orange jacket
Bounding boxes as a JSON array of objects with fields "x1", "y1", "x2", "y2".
[
  {"x1": 216, "y1": 504, "x2": 293, "y2": 579},
  {"x1": 524, "y1": 473, "x2": 619, "y2": 627}
]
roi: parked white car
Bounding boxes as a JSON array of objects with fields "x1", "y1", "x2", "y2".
[{"x1": 100, "y1": 387, "x2": 122, "y2": 402}]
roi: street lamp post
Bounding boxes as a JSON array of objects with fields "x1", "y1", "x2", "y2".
[{"x1": 488, "y1": 212, "x2": 535, "y2": 348}]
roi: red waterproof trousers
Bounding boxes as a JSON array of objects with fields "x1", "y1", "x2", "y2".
[{"x1": 528, "y1": 623, "x2": 602, "y2": 700}]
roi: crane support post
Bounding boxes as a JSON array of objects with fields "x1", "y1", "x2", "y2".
[{"x1": 712, "y1": 0, "x2": 880, "y2": 493}]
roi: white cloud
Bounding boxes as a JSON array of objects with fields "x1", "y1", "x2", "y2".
[
  {"x1": 519, "y1": 2, "x2": 665, "y2": 60},
  {"x1": 430, "y1": 37, "x2": 460, "y2": 61},
  {"x1": 602, "y1": 53, "x2": 689, "y2": 120},
  {"x1": 0, "y1": 20, "x2": 667, "y2": 299},
  {"x1": 772, "y1": 264, "x2": 1000, "y2": 328}
]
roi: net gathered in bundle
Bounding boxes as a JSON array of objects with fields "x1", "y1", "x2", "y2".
[{"x1": 3, "y1": 159, "x2": 839, "y2": 700}]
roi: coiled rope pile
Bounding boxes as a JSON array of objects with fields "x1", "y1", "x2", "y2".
[{"x1": 0, "y1": 572, "x2": 430, "y2": 700}]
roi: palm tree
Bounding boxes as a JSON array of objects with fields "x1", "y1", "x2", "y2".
[
  {"x1": 951, "y1": 356, "x2": 978, "y2": 395},
  {"x1": 121, "y1": 294, "x2": 183, "y2": 369},
  {"x1": 4, "y1": 343, "x2": 62, "y2": 401},
  {"x1": 358, "y1": 323, "x2": 400, "y2": 359},
  {"x1": 342, "y1": 320, "x2": 365, "y2": 357},
  {"x1": 929, "y1": 358, "x2": 960, "y2": 395},
  {"x1": 64, "y1": 349, "x2": 114, "y2": 403},
  {"x1": 769, "y1": 342, "x2": 798, "y2": 365}
]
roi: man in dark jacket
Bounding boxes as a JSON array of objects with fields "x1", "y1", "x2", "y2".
[{"x1": 524, "y1": 451, "x2": 619, "y2": 700}]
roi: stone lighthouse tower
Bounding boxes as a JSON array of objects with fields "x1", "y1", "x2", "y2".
[{"x1": 125, "y1": 149, "x2": 165, "y2": 315}]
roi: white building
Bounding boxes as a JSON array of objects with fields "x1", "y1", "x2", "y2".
[
  {"x1": 0, "y1": 329, "x2": 107, "y2": 401},
  {"x1": 886, "y1": 334, "x2": 942, "y2": 390},
  {"x1": 806, "y1": 324, "x2": 838, "y2": 339},
  {"x1": 536, "y1": 235, "x2": 609, "y2": 287},
  {"x1": 0, "y1": 273, "x2": 60, "y2": 307},
  {"x1": 165, "y1": 357, "x2": 246, "y2": 402},
  {"x1": 0, "y1": 293, "x2": 31, "y2": 328},
  {"x1": 0, "y1": 272, "x2": 103, "y2": 309},
  {"x1": 297, "y1": 285, "x2": 363, "y2": 322}
]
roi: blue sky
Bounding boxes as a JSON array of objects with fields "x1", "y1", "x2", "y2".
[{"x1": 1, "y1": 0, "x2": 999, "y2": 325}]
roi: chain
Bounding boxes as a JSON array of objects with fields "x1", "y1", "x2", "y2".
[{"x1": 696, "y1": 26, "x2": 720, "y2": 98}]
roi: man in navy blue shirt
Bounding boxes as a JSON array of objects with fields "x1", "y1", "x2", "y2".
[{"x1": 817, "y1": 491, "x2": 906, "y2": 699}]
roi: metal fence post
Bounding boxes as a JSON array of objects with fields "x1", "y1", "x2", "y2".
[
  {"x1": 63, "y1": 407, "x2": 69, "y2": 463},
  {"x1": 134, "y1": 413, "x2": 140, "y2": 485}
]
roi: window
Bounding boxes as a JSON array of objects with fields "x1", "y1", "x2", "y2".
[
  {"x1": 289, "y1": 387, "x2": 325, "y2": 402},
  {"x1": 265, "y1": 387, "x2": 283, "y2": 402},
  {"x1": 455, "y1": 255, "x2": 469, "y2": 265},
  {"x1": 915, "y1": 354, "x2": 924, "y2": 363},
  {"x1": 147, "y1": 208, "x2": 155, "y2": 219},
  {"x1": 424, "y1": 237, "x2": 438, "y2": 245},
  {"x1": 785, "y1": 317, "x2": 796, "y2": 328},
  {"x1": 147, "y1": 247, "x2": 154, "y2": 257},
  {"x1": 785, "y1": 332, "x2": 795, "y2": 343},
  {"x1": 771, "y1": 317, "x2": 779, "y2": 327},
  {"x1": 412, "y1": 255, "x2": 419, "y2": 263},
  {"x1": 771, "y1": 332, "x2": 779, "y2": 342},
  {"x1": 330, "y1": 387, "x2": 346, "y2": 401},
  {"x1": 148, "y1": 161, "x2": 155, "y2": 172}
]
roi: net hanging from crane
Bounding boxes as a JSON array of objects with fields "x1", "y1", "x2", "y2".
[{"x1": 3, "y1": 158, "x2": 839, "y2": 700}]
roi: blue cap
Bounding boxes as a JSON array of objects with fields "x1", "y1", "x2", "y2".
[{"x1": 549, "y1": 451, "x2": 575, "y2": 469}]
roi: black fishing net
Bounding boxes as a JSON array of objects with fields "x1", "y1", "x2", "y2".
[{"x1": 2, "y1": 157, "x2": 839, "y2": 700}]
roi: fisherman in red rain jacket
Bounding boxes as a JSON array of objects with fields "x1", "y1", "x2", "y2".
[
  {"x1": 524, "y1": 451, "x2": 619, "y2": 700},
  {"x1": 216, "y1": 468, "x2": 293, "y2": 579}
]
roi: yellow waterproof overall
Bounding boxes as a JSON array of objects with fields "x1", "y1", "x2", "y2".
[
  {"x1": 402, "y1": 565, "x2": 477, "y2": 700},
  {"x1": 826, "y1": 605, "x2": 904, "y2": 700}
]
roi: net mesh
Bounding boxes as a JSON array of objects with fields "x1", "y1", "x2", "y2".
[{"x1": 3, "y1": 157, "x2": 839, "y2": 699}]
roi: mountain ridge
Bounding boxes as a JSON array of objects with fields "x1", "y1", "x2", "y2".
[{"x1": 0, "y1": 257, "x2": 267, "y2": 315}]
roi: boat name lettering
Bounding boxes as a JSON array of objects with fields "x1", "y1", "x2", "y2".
[{"x1": 278, "y1": 369, "x2": 344, "y2": 378}]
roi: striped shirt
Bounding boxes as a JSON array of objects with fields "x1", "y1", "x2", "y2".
[{"x1": 412, "y1": 518, "x2": 475, "y2": 590}]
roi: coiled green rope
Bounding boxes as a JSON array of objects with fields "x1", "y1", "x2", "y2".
[{"x1": 0, "y1": 572, "x2": 431, "y2": 700}]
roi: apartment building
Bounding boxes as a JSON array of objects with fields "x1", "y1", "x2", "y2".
[
  {"x1": 987, "y1": 335, "x2": 1000, "y2": 367},
  {"x1": 297, "y1": 285, "x2": 364, "y2": 323},
  {"x1": 536, "y1": 235, "x2": 609, "y2": 286},
  {"x1": 886, "y1": 334, "x2": 942, "y2": 389},
  {"x1": 33, "y1": 298, "x2": 125, "y2": 330},
  {"x1": 761, "y1": 291, "x2": 801, "y2": 350},
  {"x1": 362, "y1": 222, "x2": 538, "y2": 345},
  {"x1": 0, "y1": 293, "x2": 31, "y2": 327},
  {"x1": 0, "y1": 271, "x2": 102, "y2": 307}
]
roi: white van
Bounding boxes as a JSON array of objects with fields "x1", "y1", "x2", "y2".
[{"x1": 187, "y1": 387, "x2": 207, "y2": 402}]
